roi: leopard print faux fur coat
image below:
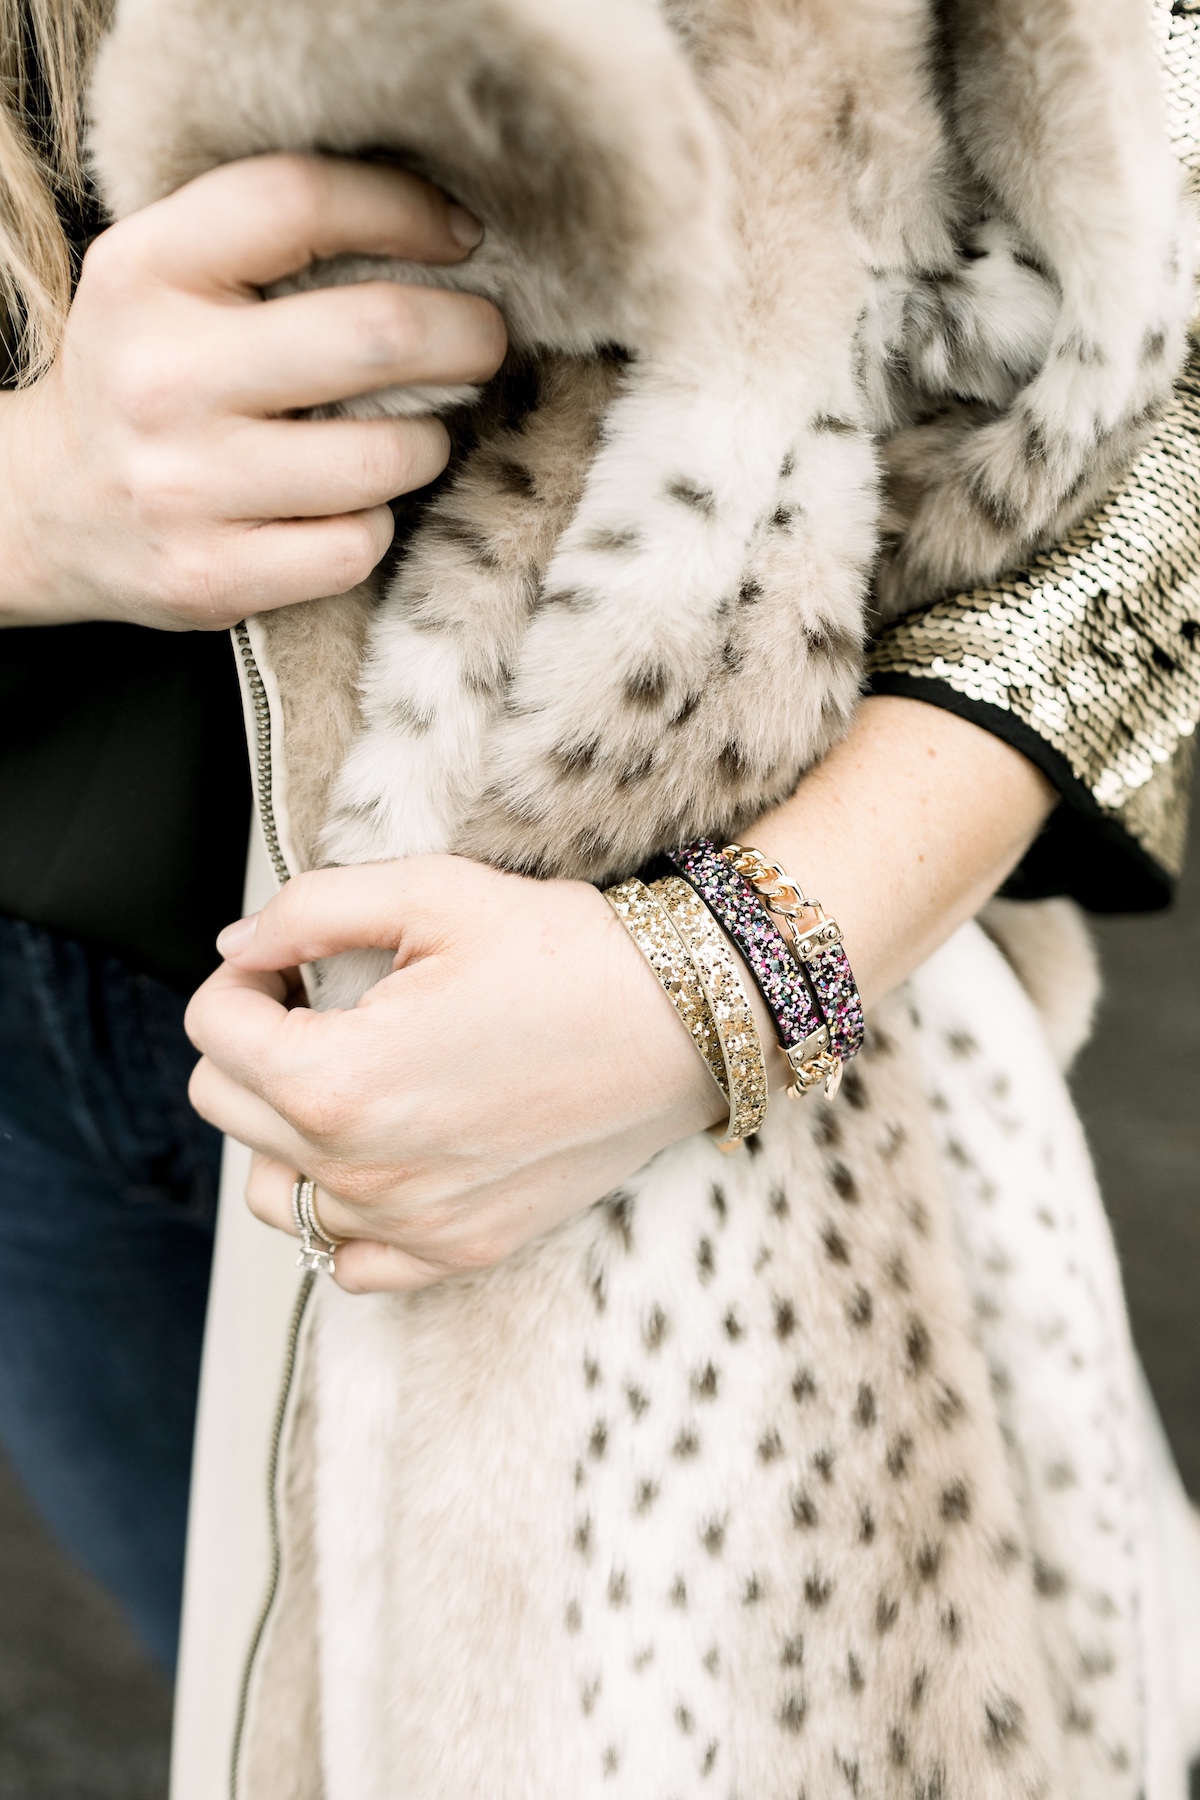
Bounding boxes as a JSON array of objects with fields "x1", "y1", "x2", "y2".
[{"x1": 88, "y1": 2, "x2": 1198, "y2": 1796}]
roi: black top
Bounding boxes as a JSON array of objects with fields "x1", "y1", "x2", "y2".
[
  {"x1": 0, "y1": 91, "x2": 251, "y2": 997},
  {"x1": 0, "y1": 623, "x2": 250, "y2": 992}
]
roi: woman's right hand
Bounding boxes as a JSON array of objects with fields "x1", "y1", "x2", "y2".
[{"x1": 0, "y1": 154, "x2": 507, "y2": 630}]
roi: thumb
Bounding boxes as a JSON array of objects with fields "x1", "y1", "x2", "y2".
[{"x1": 216, "y1": 860, "x2": 451, "y2": 972}]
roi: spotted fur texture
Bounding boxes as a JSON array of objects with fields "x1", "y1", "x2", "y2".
[
  {"x1": 87, "y1": 1, "x2": 1200, "y2": 1794},
  {"x1": 303, "y1": 982, "x2": 1075, "y2": 1800},
  {"x1": 90, "y1": 0, "x2": 1193, "y2": 906},
  {"x1": 233, "y1": 927, "x2": 1200, "y2": 1800},
  {"x1": 914, "y1": 928, "x2": 1169, "y2": 1800},
  {"x1": 874, "y1": 0, "x2": 1196, "y2": 612}
]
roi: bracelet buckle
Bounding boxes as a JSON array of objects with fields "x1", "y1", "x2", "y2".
[
  {"x1": 786, "y1": 1047, "x2": 844, "y2": 1100},
  {"x1": 786, "y1": 1025, "x2": 830, "y2": 1066},
  {"x1": 790, "y1": 914, "x2": 844, "y2": 962}
]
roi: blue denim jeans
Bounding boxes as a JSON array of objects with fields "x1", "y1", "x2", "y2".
[{"x1": 0, "y1": 915, "x2": 219, "y2": 1672}]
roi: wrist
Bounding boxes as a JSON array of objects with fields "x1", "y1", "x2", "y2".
[
  {"x1": 658, "y1": 841, "x2": 861, "y2": 1104},
  {"x1": 745, "y1": 695, "x2": 1057, "y2": 1007},
  {"x1": 0, "y1": 383, "x2": 77, "y2": 627},
  {"x1": 599, "y1": 889, "x2": 728, "y2": 1136},
  {"x1": 604, "y1": 854, "x2": 806, "y2": 1155}
]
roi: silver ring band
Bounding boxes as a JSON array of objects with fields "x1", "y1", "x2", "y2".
[
  {"x1": 291, "y1": 1176, "x2": 342, "y2": 1276},
  {"x1": 300, "y1": 1179, "x2": 345, "y2": 1248}
]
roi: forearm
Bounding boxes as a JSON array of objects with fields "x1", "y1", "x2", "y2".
[{"x1": 746, "y1": 694, "x2": 1057, "y2": 1011}]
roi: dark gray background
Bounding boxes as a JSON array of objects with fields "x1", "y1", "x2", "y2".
[
  {"x1": 2, "y1": 802, "x2": 1198, "y2": 1797},
  {"x1": 1074, "y1": 798, "x2": 1200, "y2": 1497}
]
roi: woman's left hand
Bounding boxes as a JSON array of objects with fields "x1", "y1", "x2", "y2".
[
  {"x1": 184, "y1": 856, "x2": 736, "y2": 1293},
  {"x1": 186, "y1": 696, "x2": 1056, "y2": 1296}
]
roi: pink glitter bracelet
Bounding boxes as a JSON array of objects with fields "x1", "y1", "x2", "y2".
[
  {"x1": 720, "y1": 841, "x2": 865, "y2": 1069},
  {"x1": 661, "y1": 839, "x2": 830, "y2": 1068},
  {"x1": 785, "y1": 917, "x2": 864, "y2": 1067}
]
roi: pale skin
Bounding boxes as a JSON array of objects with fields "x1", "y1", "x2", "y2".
[
  {"x1": 0, "y1": 152, "x2": 1055, "y2": 1292},
  {"x1": 0, "y1": 155, "x2": 504, "y2": 628}
]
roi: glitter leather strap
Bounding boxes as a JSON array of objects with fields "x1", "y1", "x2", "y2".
[
  {"x1": 721, "y1": 843, "x2": 865, "y2": 1072},
  {"x1": 651, "y1": 875, "x2": 769, "y2": 1145},
  {"x1": 604, "y1": 878, "x2": 728, "y2": 1100},
  {"x1": 788, "y1": 922, "x2": 865, "y2": 1067},
  {"x1": 663, "y1": 839, "x2": 828, "y2": 1062}
]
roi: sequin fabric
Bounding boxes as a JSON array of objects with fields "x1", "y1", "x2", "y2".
[
  {"x1": 868, "y1": 0, "x2": 1200, "y2": 880},
  {"x1": 664, "y1": 839, "x2": 825, "y2": 1053}
]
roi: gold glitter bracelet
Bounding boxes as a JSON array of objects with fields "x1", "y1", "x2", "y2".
[
  {"x1": 650, "y1": 874, "x2": 769, "y2": 1148},
  {"x1": 603, "y1": 878, "x2": 729, "y2": 1102}
]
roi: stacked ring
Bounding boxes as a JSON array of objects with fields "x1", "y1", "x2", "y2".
[{"x1": 291, "y1": 1177, "x2": 344, "y2": 1277}]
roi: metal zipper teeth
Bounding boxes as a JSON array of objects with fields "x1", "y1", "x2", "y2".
[
  {"x1": 232, "y1": 621, "x2": 291, "y2": 887},
  {"x1": 228, "y1": 616, "x2": 300, "y2": 1798},
  {"x1": 228, "y1": 1271, "x2": 315, "y2": 1800}
]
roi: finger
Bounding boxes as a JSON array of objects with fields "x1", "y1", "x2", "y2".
[
  {"x1": 187, "y1": 955, "x2": 408, "y2": 1144},
  {"x1": 245, "y1": 1152, "x2": 301, "y2": 1232},
  {"x1": 186, "y1": 953, "x2": 291, "y2": 1014},
  {"x1": 215, "y1": 861, "x2": 457, "y2": 972},
  {"x1": 189, "y1": 1055, "x2": 315, "y2": 1165},
  {"x1": 238, "y1": 1177, "x2": 454, "y2": 1295},
  {"x1": 225, "y1": 282, "x2": 506, "y2": 414},
  {"x1": 122, "y1": 156, "x2": 483, "y2": 295},
  {"x1": 186, "y1": 959, "x2": 339, "y2": 1094},
  {"x1": 215, "y1": 416, "x2": 450, "y2": 520},
  {"x1": 196, "y1": 506, "x2": 397, "y2": 619},
  {"x1": 330, "y1": 1238, "x2": 458, "y2": 1295},
  {"x1": 244, "y1": 1152, "x2": 365, "y2": 1245}
]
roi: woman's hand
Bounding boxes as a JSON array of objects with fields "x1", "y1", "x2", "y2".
[
  {"x1": 0, "y1": 155, "x2": 506, "y2": 629},
  {"x1": 185, "y1": 857, "x2": 738, "y2": 1293},
  {"x1": 186, "y1": 695, "x2": 1056, "y2": 1295}
]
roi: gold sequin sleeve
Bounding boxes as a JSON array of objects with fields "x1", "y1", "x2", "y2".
[{"x1": 867, "y1": 0, "x2": 1200, "y2": 909}]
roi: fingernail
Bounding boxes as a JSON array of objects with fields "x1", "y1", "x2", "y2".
[
  {"x1": 447, "y1": 203, "x2": 483, "y2": 250},
  {"x1": 216, "y1": 913, "x2": 259, "y2": 957}
]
